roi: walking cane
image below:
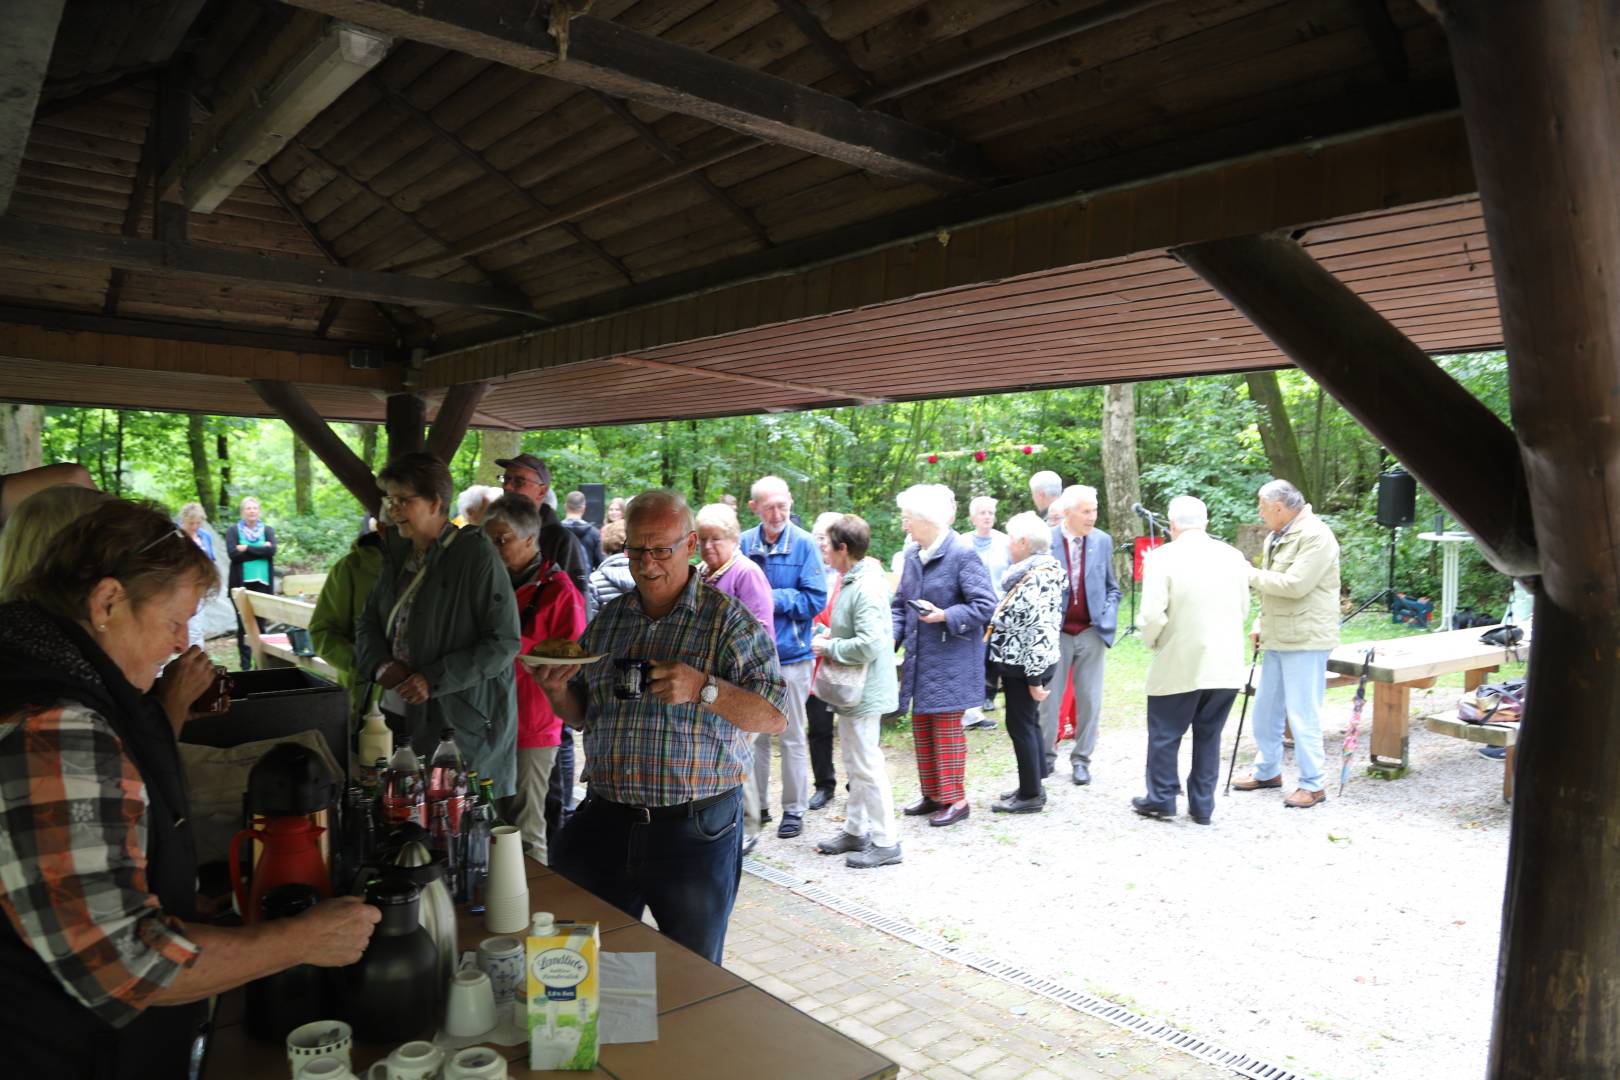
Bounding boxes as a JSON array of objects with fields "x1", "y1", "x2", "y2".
[{"x1": 1224, "y1": 645, "x2": 1261, "y2": 796}]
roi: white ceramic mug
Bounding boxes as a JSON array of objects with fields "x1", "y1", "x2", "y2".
[
  {"x1": 297, "y1": 1059, "x2": 359, "y2": 1080},
  {"x1": 286, "y1": 1020, "x2": 352, "y2": 1079},
  {"x1": 365, "y1": 1040, "x2": 444, "y2": 1080},
  {"x1": 444, "y1": 1046, "x2": 509, "y2": 1080},
  {"x1": 445, "y1": 968, "x2": 498, "y2": 1037},
  {"x1": 476, "y1": 936, "x2": 525, "y2": 1007}
]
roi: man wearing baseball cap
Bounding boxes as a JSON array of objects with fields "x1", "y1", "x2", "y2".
[{"x1": 496, "y1": 453, "x2": 589, "y2": 596}]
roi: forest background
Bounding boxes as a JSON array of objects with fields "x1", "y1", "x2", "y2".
[{"x1": 0, "y1": 352, "x2": 1514, "y2": 616}]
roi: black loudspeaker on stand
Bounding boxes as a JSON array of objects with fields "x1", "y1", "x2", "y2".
[{"x1": 1345, "y1": 467, "x2": 1415, "y2": 624}]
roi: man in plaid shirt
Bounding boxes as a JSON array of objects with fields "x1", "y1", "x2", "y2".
[{"x1": 537, "y1": 488, "x2": 786, "y2": 964}]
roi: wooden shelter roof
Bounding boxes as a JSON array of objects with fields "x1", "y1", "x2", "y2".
[{"x1": 0, "y1": 0, "x2": 1488, "y2": 427}]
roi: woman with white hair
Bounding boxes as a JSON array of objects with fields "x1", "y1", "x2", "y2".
[
  {"x1": 177, "y1": 502, "x2": 217, "y2": 648},
  {"x1": 964, "y1": 495, "x2": 1012, "y2": 728},
  {"x1": 986, "y1": 512, "x2": 1066, "y2": 813},
  {"x1": 890, "y1": 484, "x2": 997, "y2": 828},
  {"x1": 455, "y1": 484, "x2": 503, "y2": 527}
]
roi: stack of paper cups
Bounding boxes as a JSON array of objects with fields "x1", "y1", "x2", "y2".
[{"x1": 484, "y1": 825, "x2": 529, "y2": 933}]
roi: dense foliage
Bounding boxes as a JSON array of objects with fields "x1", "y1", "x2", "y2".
[{"x1": 30, "y1": 353, "x2": 1514, "y2": 613}]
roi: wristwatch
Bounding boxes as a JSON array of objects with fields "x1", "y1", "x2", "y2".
[{"x1": 699, "y1": 674, "x2": 719, "y2": 705}]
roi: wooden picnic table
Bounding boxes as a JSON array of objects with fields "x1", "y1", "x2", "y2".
[
  {"x1": 1327, "y1": 622, "x2": 1529, "y2": 772},
  {"x1": 202, "y1": 859, "x2": 897, "y2": 1080}
]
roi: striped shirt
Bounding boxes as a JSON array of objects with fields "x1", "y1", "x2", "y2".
[
  {"x1": 576, "y1": 567, "x2": 787, "y2": 806},
  {"x1": 0, "y1": 701, "x2": 200, "y2": 1027}
]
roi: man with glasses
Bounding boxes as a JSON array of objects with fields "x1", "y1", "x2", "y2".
[
  {"x1": 738, "y1": 475, "x2": 828, "y2": 841},
  {"x1": 495, "y1": 453, "x2": 589, "y2": 596},
  {"x1": 534, "y1": 489, "x2": 787, "y2": 963}
]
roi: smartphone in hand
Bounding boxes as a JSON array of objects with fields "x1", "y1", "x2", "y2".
[{"x1": 909, "y1": 599, "x2": 932, "y2": 615}]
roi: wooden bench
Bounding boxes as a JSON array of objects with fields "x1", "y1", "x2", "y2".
[
  {"x1": 231, "y1": 587, "x2": 335, "y2": 679},
  {"x1": 1423, "y1": 712, "x2": 1518, "y2": 802}
]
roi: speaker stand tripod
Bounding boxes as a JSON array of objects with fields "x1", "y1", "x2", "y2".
[{"x1": 1343, "y1": 525, "x2": 1399, "y2": 625}]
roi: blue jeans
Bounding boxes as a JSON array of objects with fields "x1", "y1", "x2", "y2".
[
  {"x1": 1250, "y1": 649, "x2": 1330, "y2": 792},
  {"x1": 553, "y1": 786, "x2": 743, "y2": 964}
]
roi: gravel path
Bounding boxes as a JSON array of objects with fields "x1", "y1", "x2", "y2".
[{"x1": 747, "y1": 679, "x2": 1510, "y2": 1080}]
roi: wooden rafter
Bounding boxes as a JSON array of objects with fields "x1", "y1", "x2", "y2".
[
  {"x1": 0, "y1": 0, "x2": 66, "y2": 214},
  {"x1": 0, "y1": 218, "x2": 539, "y2": 315},
  {"x1": 250, "y1": 378, "x2": 382, "y2": 513},
  {"x1": 425, "y1": 382, "x2": 487, "y2": 461},
  {"x1": 589, "y1": 91, "x2": 771, "y2": 249},
  {"x1": 373, "y1": 84, "x2": 633, "y2": 284},
  {"x1": 277, "y1": 0, "x2": 985, "y2": 189},
  {"x1": 770, "y1": 0, "x2": 875, "y2": 90},
  {"x1": 610, "y1": 354, "x2": 885, "y2": 406}
]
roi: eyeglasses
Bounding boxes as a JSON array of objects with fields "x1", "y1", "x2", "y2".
[
  {"x1": 625, "y1": 542, "x2": 684, "y2": 562},
  {"x1": 498, "y1": 473, "x2": 542, "y2": 491},
  {"x1": 135, "y1": 528, "x2": 188, "y2": 556},
  {"x1": 379, "y1": 493, "x2": 421, "y2": 509}
]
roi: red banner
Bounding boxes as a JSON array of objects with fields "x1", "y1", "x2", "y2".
[{"x1": 1132, "y1": 536, "x2": 1165, "y2": 582}]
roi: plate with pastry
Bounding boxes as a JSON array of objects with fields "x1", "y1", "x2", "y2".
[{"x1": 518, "y1": 639, "x2": 605, "y2": 667}]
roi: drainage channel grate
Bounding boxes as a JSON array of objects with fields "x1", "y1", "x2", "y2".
[{"x1": 744, "y1": 859, "x2": 1301, "y2": 1080}]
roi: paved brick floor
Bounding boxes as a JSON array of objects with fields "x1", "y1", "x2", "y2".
[{"x1": 721, "y1": 875, "x2": 1232, "y2": 1080}]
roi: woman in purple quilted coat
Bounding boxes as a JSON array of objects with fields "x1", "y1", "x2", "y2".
[{"x1": 891, "y1": 484, "x2": 997, "y2": 828}]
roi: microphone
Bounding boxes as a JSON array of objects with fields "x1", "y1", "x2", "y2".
[{"x1": 1131, "y1": 502, "x2": 1156, "y2": 521}]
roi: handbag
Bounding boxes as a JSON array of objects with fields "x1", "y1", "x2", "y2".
[{"x1": 814, "y1": 655, "x2": 869, "y2": 711}]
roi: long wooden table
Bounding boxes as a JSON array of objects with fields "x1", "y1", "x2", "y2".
[
  {"x1": 204, "y1": 859, "x2": 897, "y2": 1079},
  {"x1": 1327, "y1": 622, "x2": 1529, "y2": 772}
]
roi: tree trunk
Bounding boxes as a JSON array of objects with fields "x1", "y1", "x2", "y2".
[
  {"x1": 478, "y1": 430, "x2": 521, "y2": 485},
  {"x1": 113, "y1": 410, "x2": 124, "y2": 496},
  {"x1": 216, "y1": 432, "x2": 232, "y2": 518},
  {"x1": 187, "y1": 414, "x2": 212, "y2": 509},
  {"x1": 0, "y1": 404, "x2": 43, "y2": 473},
  {"x1": 1245, "y1": 371, "x2": 1311, "y2": 502},
  {"x1": 358, "y1": 423, "x2": 378, "y2": 472},
  {"x1": 659, "y1": 422, "x2": 673, "y2": 488},
  {"x1": 293, "y1": 436, "x2": 313, "y2": 515},
  {"x1": 1101, "y1": 383, "x2": 1143, "y2": 584}
]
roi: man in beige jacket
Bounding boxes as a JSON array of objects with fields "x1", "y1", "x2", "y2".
[
  {"x1": 1233, "y1": 479, "x2": 1342, "y2": 808},
  {"x1": 1132, "y1": 496, "x2": 1251, "y2": 825}
]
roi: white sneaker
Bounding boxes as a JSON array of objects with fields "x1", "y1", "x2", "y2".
[{"x1": 961, "y1": 707, "x2": 984, "y2": 727}]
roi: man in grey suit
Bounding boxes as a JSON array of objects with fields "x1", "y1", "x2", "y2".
[{"x1": 1039, "y1": 484, "x2": 1122, "y2": 784}]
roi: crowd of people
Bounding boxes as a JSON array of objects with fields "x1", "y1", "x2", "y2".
[{"x1": 0, "y1": 452, "x2": 1343, "y2": 1075}]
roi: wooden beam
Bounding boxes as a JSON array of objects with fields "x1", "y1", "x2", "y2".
[
  {"x1": 589, "y1": 91, "x2": 771, "y2": 249},
  {"x1": 771, "y1": 0, "x2": 875, "y2": 90},
  {"x1": 0, "y1": 0, "x2": 68, "y2": 214},
  {"x1": 154, "y1": 64, "x2": 191, "y2": 249},
  {"x1": 159, "y1": 17, "x2": 391, "y2": 213},
  {"x1": 106, "y1": 85, "x2": 163, "y2": 316},
  {"x1": 277, "y1": 0, "x2": 984, "y2": 188},
  {"x1": 610, "y1": 355, "x2": 885, "y2": 406},
  {"x1": 1172, "y1": 233, "x2": 1537, "y2": 577},
  {"x1": 425, "y1": 382, "x2": 487, "y2": 461},
  {"x1": 0, "y1": 218, "x2": 540, "y2": 316},
  {"x1": 249, "y1": 378, "x2": 380, "y2": 513},
  {"x1": 1349, "y1": 0, "x2": 1409, "y2": 84},
  {"x1": 0, "y1": 306, "x2": 378, "y2": 358},
  {"x1": 385, "y1": 391, "x2": 424, "y2": 460},
  {"x1": 1439, "y1": 4, "x2": 1620, "y2": 1076}
]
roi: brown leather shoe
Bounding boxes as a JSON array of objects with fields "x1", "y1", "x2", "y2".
[
  {"x1": 1231, "y1": 774, "x2": 1282, "y2": 791},
  {"x1": 928, "y1": 801, "x2": 970, "y2": 827},
  {"x1": 902, "y1": 796, "x2": 944, "y2": 817},
  {"x1": 1284, "y1": 788, "x2": 1326, "y2": 808}
]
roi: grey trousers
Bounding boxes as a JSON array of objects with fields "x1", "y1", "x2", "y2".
[
  {"x1": 1144, "y1": 689, "x2": 1237, "y2": 822},
  {"x1": 1038, "y1": 627, "x2": 1107, "y2": 771},
  {"x1": 753, "y1": 659, "x2": 813, "y2": 816}
]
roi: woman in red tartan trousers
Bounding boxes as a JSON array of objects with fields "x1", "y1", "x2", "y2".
[{"x1": 891, "y1": 484, "x2": 998, "y2": 827}]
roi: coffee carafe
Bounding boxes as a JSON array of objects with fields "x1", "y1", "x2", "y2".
[
  {"x1": 244, "y1": 883, "x2": 334, "y2": 1043},
  {"x1": 230, "y1": 742, "x2": 339, "y2": 923}
]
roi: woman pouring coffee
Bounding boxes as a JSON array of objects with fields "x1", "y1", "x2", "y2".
[{"x1": 0, "y1": 499, "x2": 379, "y2": 1080}]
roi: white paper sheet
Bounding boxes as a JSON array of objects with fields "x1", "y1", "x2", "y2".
[{"x1": 597, "y1": 952, "x2": 658, "y2": 1045}]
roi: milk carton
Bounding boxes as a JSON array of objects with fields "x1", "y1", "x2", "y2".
[{"x1": 526, "y1": 911, "x2": 600, "y2": 1071}]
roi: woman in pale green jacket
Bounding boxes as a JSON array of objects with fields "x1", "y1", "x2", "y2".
[{"x1": 810, "y1": 515, "x2": 902, "y2": 869}]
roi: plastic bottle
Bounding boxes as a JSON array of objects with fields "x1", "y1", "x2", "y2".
[
  {"x1": 427, "y1": 728, "x2": 469, "y2": 832},
  {"x1": 460, "y1": 782, "x2": 492, "y2": 912},
  {"x1": 357, "y1": 702, "x2": 393, "y2": 781},
  {"x1": 381, "y1": 744, "x2": 426, "y2": 827}
]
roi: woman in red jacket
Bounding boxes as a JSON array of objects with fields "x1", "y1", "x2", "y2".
[{"x1": 484, "y1": 494, "x2": 586, "y2": 864}]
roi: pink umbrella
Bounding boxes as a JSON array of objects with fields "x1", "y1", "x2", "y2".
[{"x1": 1339, "y1": 647, "x2": 1376, "y2": 795}]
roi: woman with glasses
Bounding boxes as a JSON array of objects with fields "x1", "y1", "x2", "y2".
[
  {"x1": 482, "y1": 494, "x2": 585, "y2": 864},
  {"x1": 0, "y1": 500, "x2": 379, "y2": 1078},
  {"x1": 356, "y1": 452, "x2": 523, "y2": 799}
]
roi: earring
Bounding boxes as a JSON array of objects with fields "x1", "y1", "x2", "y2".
[{"x1": 96, "y1": 624, "x2": 108, "y2": 632}]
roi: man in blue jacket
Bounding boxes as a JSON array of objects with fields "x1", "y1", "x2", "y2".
[
  {"x1": 1039, "y1": 484, "x2": 1122, "y2": 785},
  {"x1": 740, "y1": 475, "x2": 828, "y2": 840}
]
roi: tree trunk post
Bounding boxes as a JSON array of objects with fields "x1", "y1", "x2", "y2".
[
  {"x1": 477, "y1": 430, "x2": 521, "y2": 485},
  {"x1": 0, "y1": 404, "x2": 43, "y2": 473},
  {"x1": 1437, "y1": 3, "x2": 1620, "y2": 1075},
  {"x1": 1100, "y1": 382, "x2": 1142, "y2": 581},
  {"x1": 293, "y1": 437, "x2": 313, "y2": 515},
  {"x1": 186, "y1": 413, "x2": 212, "y2": 510}
]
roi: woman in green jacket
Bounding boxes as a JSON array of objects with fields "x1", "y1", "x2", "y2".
[
  {"x1": 308, "y1": 517, "x2": 387, "y2": 725},
  {"x1": 356, "y1": 453, "x2": 522, "y2": 797},
  {"x1": 810, "y1": 514, "x2": 902, "y2": 870}
]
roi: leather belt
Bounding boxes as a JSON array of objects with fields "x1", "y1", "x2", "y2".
[{"x1": 593, "y1": 786, "x2": 739, "y2": 824}]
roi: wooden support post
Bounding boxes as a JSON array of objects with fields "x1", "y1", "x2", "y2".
[
  {"x1": 154, "y1": 64, "x2": 191, "y2": 249},
  {"x1": 248, "y1": 379, "x2": 380, "y2": 514},
  {"x1": 385, "y1": 392, "x2": 425, "y2": 461},
  {"x1": 1437, "y1": 3, "x2": 1620, "y2": 1075},
  {"x1": 425, "y1": 383, "x2": 487, "y2": 463},
  {"x1": 0, "y1": 0, "x2": 68, "y2": 214},
  {"x1": 1172, "y1": 234, "x2": 1538, "y2": 578}
]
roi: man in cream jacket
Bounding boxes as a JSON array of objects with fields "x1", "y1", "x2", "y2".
[
  {"x1": 1233, "y1": 479, "x2": 1342, "y2": 808},
  {"x1": 1132, "y1": 495, "x2": 1251, "y2": 825}
]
